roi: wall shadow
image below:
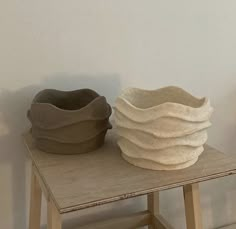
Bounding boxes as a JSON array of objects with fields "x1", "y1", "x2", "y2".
[
  {"x1": 200, "y1": 87, "x2": 236, "y2": 228},
  {"x1": 0, "y1": 73, "x2": 121, "y2": 229}
]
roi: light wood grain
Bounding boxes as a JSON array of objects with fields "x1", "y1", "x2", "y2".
[
  {"x1": 32, "y1": 164, "x2": 49, "y2": 200},
  {"x1": 153, "y1": 214, "x2": 174, "y2": 229},
  {"x1": 77, "y1": 210, "x2": 151, "y2": 229},
  {"x1": 29, "y1": 165, "x2": 42, "y2": 229},
  {"x1": 47, "y1": 198, "x2": 62, "y2": 229},
  {"x1": 23, "y1": 130, "x2": 236, "y2": 213},
  {"x1": 183, "y1": 183, "x2": 203, "y2": 229},
  {"x1": 148, "y1": 192, "x2": 159, "y2": 229},
  {"x1": 148, "y1": 192, "x2": 159, "y2": 215}
]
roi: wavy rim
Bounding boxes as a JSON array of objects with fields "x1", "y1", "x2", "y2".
[
  {"x1": 32, "y1": 88, "x2": 106, "y2": 113},
  {"x1": 118, "y1": 86, "x2": 209, "y2": 111}
]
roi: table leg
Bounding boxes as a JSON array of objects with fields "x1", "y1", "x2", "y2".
[
  {"x1": 147, "y1": 192, "x2": 159, "y2": 229},
  {"x1": 183, "y1": 183, "x2": 203, "y2": 229},
  {"x1": 29, "y1": 165, "x2": 42, "y2": 229},
  {"x1": 47, "y1": 198, "x2": 62, "y2": 229}
]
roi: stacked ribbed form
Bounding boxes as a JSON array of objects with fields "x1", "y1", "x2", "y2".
[
  {"x1": 28, "y1": 89, "x2": 112, "y2": 154},
  {"x1": 114, "y1": 86, "x2": 213, "y2": 170}
]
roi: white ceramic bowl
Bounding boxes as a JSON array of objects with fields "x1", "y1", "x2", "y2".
[{"x1": 114, "y1": 86, "x2": 213, "y2": 170}]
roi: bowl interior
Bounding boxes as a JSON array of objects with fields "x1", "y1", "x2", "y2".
[
  {"x1": 121, "y1": 86, "x2": 205, "y2": 109},
  {"x1": 34, "y1": 89, "x2": 100, "y2": 111}
]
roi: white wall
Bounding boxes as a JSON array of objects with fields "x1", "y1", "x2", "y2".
[{"x1": 1, "y1": 1, "x2": 236, "y2": 228}]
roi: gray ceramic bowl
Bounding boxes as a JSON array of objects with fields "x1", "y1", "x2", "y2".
[{"x1": 28, "y1": 89, "x2": 112, "y2": 154}]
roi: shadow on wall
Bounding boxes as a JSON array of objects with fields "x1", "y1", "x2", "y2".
[
  {"x1": 200, "y1": 87, "x2": 236, "y2": 228},
  {"x1": 0, "y1": 73, "x2": 121, "y2": 229},
  {"x1": 43, "y1": 73, "x2": 121, "y2": 105},
  {"x1": 208, "y1": 87, "x2": 236, "y2": 154}
]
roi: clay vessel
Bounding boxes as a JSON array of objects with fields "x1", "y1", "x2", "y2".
[
  {"x1": 28, "y1": 89, "x2": 112, "y2": 154},
  {"x1": 114, "y1": 86, "x2": 213, "y2": 170}
]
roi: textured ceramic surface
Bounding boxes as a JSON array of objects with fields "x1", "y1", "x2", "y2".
[
  {"x1": 115, "y1": 86, "x2": 213, "y2": 122},
  {"x1": 114, "y1": 86, "x2": 213, "y2": 170},
  {"x1": 31, "y1": 119, "x2": 111, "y2": 143},
  {"x1": 35, "y1": 130, "x2": 108, "y2": 155},
  {"x1": 28, "y1": 89, "x2": 112, "y2": 154},
  {"x1": 115, "y1": 110, "x2": 211, "y2": 138},
  {"x1": 116, "y1": 127, "x2": 208, "y2": 150},
  {"x1": 118, "y1": 138, "x2": 204, "y2": 165},
  {"x1": 122, "y1": 153, "x2": 199, "y2": 170}
]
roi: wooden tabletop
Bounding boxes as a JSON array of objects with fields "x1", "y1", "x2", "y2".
[{"x1": 23, "y1": 130, "x2": 236, "y2": 214}]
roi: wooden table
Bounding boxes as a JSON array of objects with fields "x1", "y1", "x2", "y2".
[{"x1": 23, "y1": 130, "x2": 236, "y2": 229}]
